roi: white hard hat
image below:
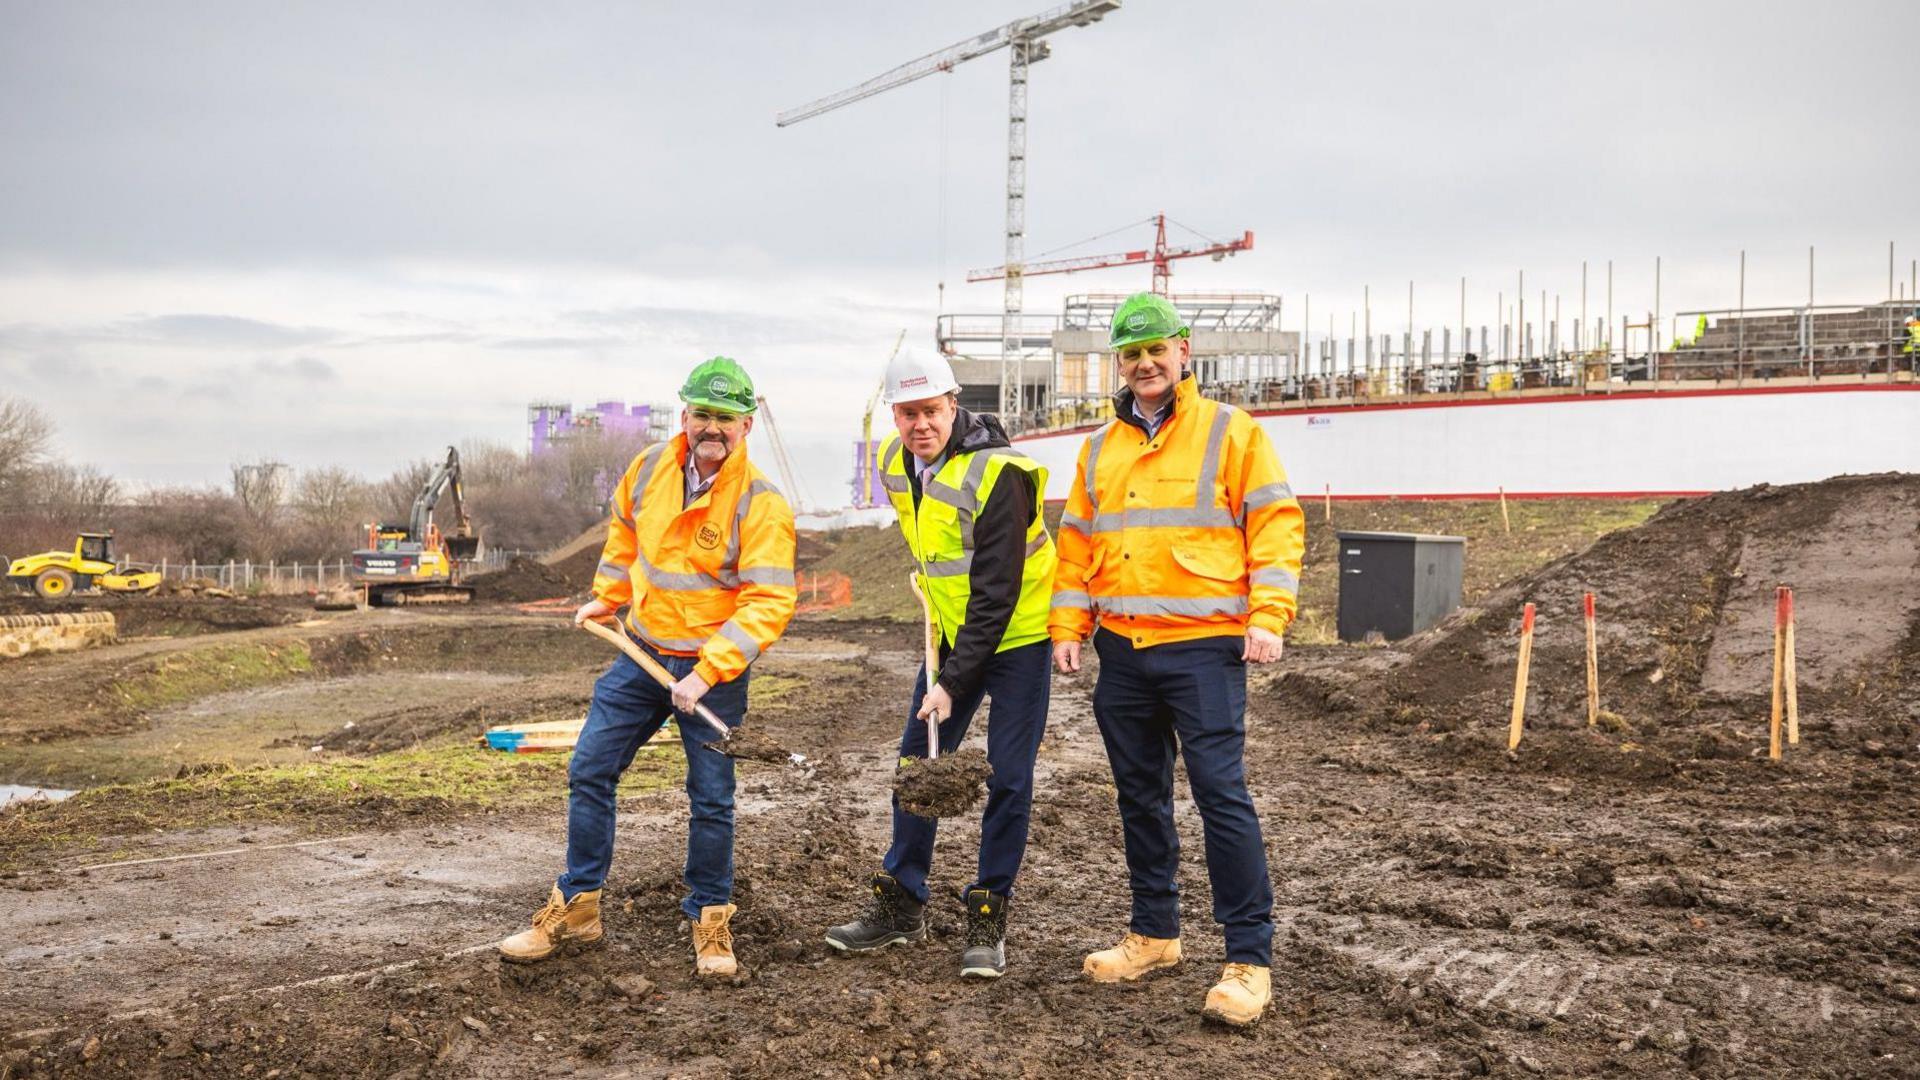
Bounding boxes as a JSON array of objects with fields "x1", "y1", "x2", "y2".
[{"x1": 881, "y1": 347, "x2": 960, "y2": 405}]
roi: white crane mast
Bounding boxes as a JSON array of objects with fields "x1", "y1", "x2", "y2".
[{"x1": 776, "y1": 1, "x2": 1122, "y2": 426}]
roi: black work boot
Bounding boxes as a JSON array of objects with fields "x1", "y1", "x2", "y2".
[
  {"x1": 825, "y1": 872, "x2": 927, "y2": 953},
  {"x1": 959, "y1": 888, "x2": 1009, "y2": 979}
]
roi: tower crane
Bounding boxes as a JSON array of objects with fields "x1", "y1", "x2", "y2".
[
  {"x1": 968, "y1": 214, "x2": 1254, "y2": 296},
  {"x1": 754, "y1": 396, "x2": 814, "y2": 514},
  {"x1": 776, "y1": 1, "x2": 1122, "y2": 426}
]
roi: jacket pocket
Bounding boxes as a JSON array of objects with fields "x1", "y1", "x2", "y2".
[{"x1": 1170, "y1": 543, "x2": 1246, "y2": 584}]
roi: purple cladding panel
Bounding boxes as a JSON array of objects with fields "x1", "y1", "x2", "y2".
[{"x1": 849, "y1": 439, "x2": 886, "y2": 507}]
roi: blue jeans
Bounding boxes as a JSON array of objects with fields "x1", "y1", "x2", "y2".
[
  {"x1": 882, "y1": 640, "x2": 1051, "y2": 904},
  {"x1": 1091, "y1": 628, "x2": 1273, "y2": 966},
  {"x1": 557, "y1": 646, "x2": 749, "y2": 920}
]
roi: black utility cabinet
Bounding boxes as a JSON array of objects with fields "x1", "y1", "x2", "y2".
[{"x1": 1335, "y1": 531, "x2": 1466, "y2": 643}]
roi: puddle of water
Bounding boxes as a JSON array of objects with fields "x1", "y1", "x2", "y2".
[{"x1": 2, "y1": 784, "x2": 77, "y2": 806}]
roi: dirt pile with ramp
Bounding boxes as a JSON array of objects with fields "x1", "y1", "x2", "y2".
[{"x1": 1290, "y1": 473, "x2": 1920, "y2": 773}]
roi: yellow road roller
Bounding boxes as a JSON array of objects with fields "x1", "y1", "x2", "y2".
[{"x1": 5, "y1": 533, "x2": 163, "y2": 599}]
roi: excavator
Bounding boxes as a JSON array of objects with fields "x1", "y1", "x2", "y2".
[{"x1": 349, "y1": 446, "x2": 481, "y2": 606}]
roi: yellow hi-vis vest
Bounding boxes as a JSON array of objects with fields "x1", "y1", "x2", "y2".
[{"x1": 879, "y1": 435, "x2": 1057, "y2": 652}]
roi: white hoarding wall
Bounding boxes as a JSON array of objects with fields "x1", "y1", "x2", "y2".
[{"x1": 1013, "y1": 386, "x2": 1920, "y2": 500}]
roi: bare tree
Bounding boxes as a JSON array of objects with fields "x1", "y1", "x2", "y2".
[
  {"x1": 230, "y1": 459, "x2": 291, "y2": 524},
  {"x1": 287, "y1": 465, "x2": 375, "y2": 560},
  {"x1": 0, "y1": 397, "x2": 54, "y2": 504}
]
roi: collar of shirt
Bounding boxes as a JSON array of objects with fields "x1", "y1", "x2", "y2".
[
  {"x1": 1129, "y1": 395, "x2": 1173, "y2": 436},
  {"x1": 912, "y1": 451, "x2": 948, "y2": 489},
  {"x1": 685, "y1": 458, "x2": 720, "y2": 499}
]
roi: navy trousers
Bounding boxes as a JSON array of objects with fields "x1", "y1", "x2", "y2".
[
  {"x1": 557, "y1": 645, "x2": 750, "y2": 920},
  {"x1": 882, "y1": 640, "x2": 1051, "y2": 904},
  {"x1": 1090, "y1": 627, "x2": 1274, "y2": 965}
]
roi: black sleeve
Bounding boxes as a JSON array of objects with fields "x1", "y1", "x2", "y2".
[{"x1": 936, "y1": 466, "x2": 1034, "y2": 702}]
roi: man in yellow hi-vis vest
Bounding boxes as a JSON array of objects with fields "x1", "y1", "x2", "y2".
[
  {"x1": 499, "y1": 357, "x2": 796, "y2": 979},
  {"x1": 1051, "y1": 293, "x2": 1305, "y2": 1027},
  {"x1": 825, "y1": 349, "x2": 1057, "y2": 980}
]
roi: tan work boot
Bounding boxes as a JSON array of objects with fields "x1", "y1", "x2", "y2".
[
  {"x1": 691, "y1": 903, "x2": 738, "y2": 977},
  {"x1": 1202, "y1": 963, "x2": 1271, "y2": 1026},
  {"x1": 1082, "y1": 931, "x2": 1182, "y2": 982},
  {"x1": 498, "y1": 886, "x2": 602, "y2": 963}
]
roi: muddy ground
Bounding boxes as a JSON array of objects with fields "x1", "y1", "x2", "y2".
[{"x1": 2, "y1": 482, "x2": 1917, "y2": 1078}]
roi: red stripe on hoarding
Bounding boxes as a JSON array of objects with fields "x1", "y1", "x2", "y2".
[
  {"x1": 1043, "y1": 489, "x2": 1707, "y2": 506},
  {"x1": 1014, "y1": 380, "x2": 1919, "y2": 443}
]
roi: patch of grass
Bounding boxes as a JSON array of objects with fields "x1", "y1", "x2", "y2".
[
  {"x1": 748, "y1": 672, "x2": 808, "y2": 708},
  {"x1": 0, "y1": 742, "x2": 682, "y2": 869},
  {"x1": 105, "y1": 641, "x2": 315, "y2": 715}
]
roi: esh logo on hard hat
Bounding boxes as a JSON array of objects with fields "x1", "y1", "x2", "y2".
[
  {"x1": 708, "y1": 376, "x2": 731, "y2": 396},
  {"x1": 1125, "y1": 312, "x2": 1150, "y2": 332}
]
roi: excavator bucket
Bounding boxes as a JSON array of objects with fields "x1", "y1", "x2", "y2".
[
  {"x1": 445, "y1": 535, "x2": 481, "y2": 560},
  {"x1": 0, "y1": 612, "x2": 117, "y2": 660}
]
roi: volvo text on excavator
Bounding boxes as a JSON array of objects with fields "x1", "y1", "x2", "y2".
[{"x1": 350, "y1": 446, "x2": 481, "y2": 606}]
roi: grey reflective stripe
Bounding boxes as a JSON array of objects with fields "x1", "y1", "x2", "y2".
[
  {"x1": 1097, "y1": 594, "x2": 1250, "y2": 618},
  {"x1": 922, "y1": 553, "x2": 973, "y2": 577},
  {"x1": 595, "y1": 559, "x2": 624, "y2": 581},
  {"x1": 1250, "y1": 567, "x2": 1299, "y2": 592},
  {"x1": 637, "y1": 549, "x2": 733, "y2": 591},
  {"x1": 1194, "y1": 405, "x2": 1233, "y2": 510},
  {"x1": 880, "y1": 440, "x2": 902, "y2": 471},
  {"x1": 720, "y1": 476, "x2": 786, "y2": 574},
  {"x1": 1059, "y1": 512, "x2": 1090, "y2": 535},
  {"x1": 923, "y1": 479, "x2": 974, "y2": 513},
  {"x1": 716, "y1": 620, "x2": 761, "y2": 663},
  {"x1": 629, "y1": 443, "x2": 669, "y2": 519},
  {"x1": 1243, "y1": 481, "x2": 1294, "y2": 510},
  {"x1": 1089, "y1": 506, "x2": 1238, "y2": 532},
  {"x1": 1025, "y1": 532, "x2": 1050, "y2": 557},
  {"x1": 880, "y1": 472, "x2": 910, "y2": 493},
  {"x1": 628, "y1": 619, "x2": 704, "y2": 652},
  {"x1": 1052, "y1": 589, "x2": 1092, "y2": 610},
  {"x1": 1082, "y1": 425, "x2": 1110, "y2": 510},
  {"x1": 738, "y1": 566, "x2": 796, "y2": 587}
]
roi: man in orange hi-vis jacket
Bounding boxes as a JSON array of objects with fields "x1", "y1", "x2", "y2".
[
  {"x1": 499, "y1": 356, "x2": 796, "y2": 979},
  {"x1": 1050, "y1": 293, "x2": 1305, "y2": 1028}
]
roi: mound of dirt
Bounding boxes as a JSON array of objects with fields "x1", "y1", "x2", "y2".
[
  {"x1": 0, "y1": 593, "x2": 295, "y2": 637},
  {"x1": 1366, "y1": 473, "x2": 1920, "y2": 760},
  {"x1": 469, "y1": 556, "x2": 581, "y2": 603}
]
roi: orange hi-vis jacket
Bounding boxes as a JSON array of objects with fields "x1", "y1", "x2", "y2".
[
  {"x1": 1049, "y1": 374, "x2": 1305, "y2": 649},
  {"x1": 591, "y1": 434, "x2": 797, "y2": 687}
]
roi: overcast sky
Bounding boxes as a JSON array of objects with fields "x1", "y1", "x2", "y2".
[{"x1": 2, "y1": 0, "x2": 1914, "y2": 506}]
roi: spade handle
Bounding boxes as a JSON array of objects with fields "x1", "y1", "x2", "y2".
[{"x1": 579, "y1": 618, "x2": 730, "y2": 738}]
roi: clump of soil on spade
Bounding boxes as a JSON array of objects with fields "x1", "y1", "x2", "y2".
[
  {"x1": 716, "y1": 724, "x2": 793, "y2": 764},
  {"x1": 892, "y1": 748, "x2": 992, "y2": 817}
]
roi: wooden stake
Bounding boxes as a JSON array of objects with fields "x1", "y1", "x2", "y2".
[
  {"x1": 1509, "y1": 602, "x2": 1535, "y2": 750},
  {"x1": 1783, "y1": 586, "x2": 1799, "y2": 746},
  {"x1": 1584, "y1": 592, "x2": 1599, "y2": 726},
  {"x1": 1769, "y1": 586, "x2": 1786, "y2": 760},
  {"x1": 1499, "y1": 486, "x2": 1512, "y2": 534},
  {"x1": 1323, "y1": 482, "x2": 1332, "y2": 522}
]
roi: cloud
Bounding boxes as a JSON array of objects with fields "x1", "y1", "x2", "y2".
[
  {"x1": 252, "y1": 356, "x2": 335, "y2": 381},
  {"x1": 111, "y1": 314, "x2": 340, "y2": 349}
]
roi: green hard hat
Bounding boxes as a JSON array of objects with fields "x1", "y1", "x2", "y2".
[
  {"x1": 1108, "y1": 292, "x2": 1191, "y2": 351},
  {"x1": 678, "y1": 356, "x2": 758, "y2": 414}
]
